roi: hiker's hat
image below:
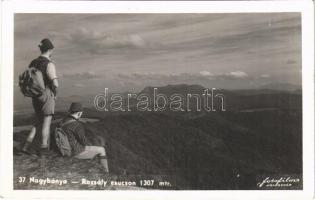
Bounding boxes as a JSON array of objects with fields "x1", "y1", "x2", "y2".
[
  {"x1": 69, "y1": 102, "x2": 83, "y2": 113},
  {"x1": 38, "y1": 38, "x2": 54, "y2": 52}
]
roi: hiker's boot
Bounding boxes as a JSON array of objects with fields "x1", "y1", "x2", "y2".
[
  {"x1": 21, "y1": 141, "x2": 32, "y2": 153},
  {"x1": 20, "y1": 142, "x2": 38, "y2": 158},
  {"x1": 20, "y1": 141, "x2": 38, "y2": 157},
  {"x1": 13, "y1": 147, "x2": 23, "y2": 156},
  {"x1": 99, "y1": 156, "x2": 109, "y2": 173},
  {"x1": 38, "y1": 147, "x2": 50, "y2": 158}
]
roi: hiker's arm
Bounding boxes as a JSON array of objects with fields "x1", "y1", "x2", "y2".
[
  {"x1": 52, "y1": 79, "x2": 59, "y2": 97},
  {"x1": 47, "y1": 62, "x2": 59, "y2": 97},
  {"x1": 74, "y1": 124, "x2": 88, "y2": 145}
]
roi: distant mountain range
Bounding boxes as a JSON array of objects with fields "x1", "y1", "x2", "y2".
[
  {"x1": 14, "y1": 83, "x2": 302, "y2": 115},
  {"x1": 258, "y1": 82, "x2": 301, "y2": 92}
]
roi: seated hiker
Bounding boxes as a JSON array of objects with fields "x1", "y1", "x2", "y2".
[{"x1": 57, "y1": 102, "x2": 109, "y2": 173}]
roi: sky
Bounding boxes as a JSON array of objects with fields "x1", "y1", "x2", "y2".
[{"x1": 14, "y1": 13, "x2": 301, "y2": 104}]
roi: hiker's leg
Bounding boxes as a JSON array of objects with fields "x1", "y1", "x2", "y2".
[
  {"x1": 38, "y1": 88, "x2": 55, "y2": 149},
  {"x1": 37, "y1": 115, "x2": 52, "y2": 157},
  {"x1": 87, "y1": 146, "x2": 109, "y2": 173},
  {"x1": 22, "y1": 126, "x2": 36, "y2": 151},
  {"x1": 75, "y1": 146, "x2": 105, "y2": 159},
  {"x1": 95, "y1": 147, "x2": 109, "y2": 173},
  {"x1": 21, "y1": 101, "x2": 43, "y2": 155},
  {"x1": 26, "y1": 126, "x2": 36, "y2": 142},
  {"x1": 99, "y1": 156, "x2": 109, "y2": 173},
  {"x1": 98, "y1": 148, "x2": 109, "y2": 173},
  {"x1": 41, "y1": 115, "x2": 52, "y2": 148},
  {"x1": 74, "y1": 146, "x2": 109, "y2": 172},
  {"x1": 20, "y1": 120, "x2": 42, "y2": 157},
  {"x1": 21, "y1": 114, "x2": 42, "y2": 152}
]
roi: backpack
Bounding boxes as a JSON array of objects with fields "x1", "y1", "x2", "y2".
[
  {"x1": 54, "y1": 120, "x2": 75, "y2": 157},
  {"x1": 18, "y1": 67, "x2": 45, "y2": 98}
]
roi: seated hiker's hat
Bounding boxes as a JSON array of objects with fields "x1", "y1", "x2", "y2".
[
  {"x1": 38, "y1": 38, "x2": 54, "y2": 52},
  {"x1": 69, "y1": 102, "x2": 83, "y2": 113}
]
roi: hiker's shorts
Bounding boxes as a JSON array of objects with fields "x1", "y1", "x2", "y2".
[
  {"x1": 74, "y1": 146, "x2": 106, "y2": 159},
  {"x1": 32, "y1": 88, "x2": 55, "y2": 121}
]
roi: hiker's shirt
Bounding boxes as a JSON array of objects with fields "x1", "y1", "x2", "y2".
[
  {"x1": 29, "y1": 55, "x2": 57, "y2": 119},
  {"x1": 61, "y1": 117, "x2": 88, "y2": 156},
  {"x1": 28, "y1": 55, "x2": 57, "y2": 92}
]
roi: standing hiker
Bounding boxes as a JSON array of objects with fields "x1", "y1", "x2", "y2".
[
  {"x1": 20, "y1": 38, "x2": 59, "y2": 157},
  {"x1": 56, "y1": 102, "x2": 110, "y2": 173}
]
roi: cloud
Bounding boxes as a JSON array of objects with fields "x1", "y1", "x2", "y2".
[
  {"x1": 260, "y1": 74, "x2": 271, "y2": 78},
  {"x1": 73, "y1": 83, "x2": 85, "y2": 88},
  {"x1": 286, "y1": 59, "x2": 297, "y2": 64},
  {"x1": 199, "y1": 70, "x2": 249, "y2": 80},
  {"x1": 117, "y1": 71, "x2": 250, "y2": 82},
  {"x1": 112, "y1": 71, "x2": 259, "y2": 91},
  {"x1": 66, "y1": 27, "x2": 147, "y2": 54},
  {"x1": 227, "y1": 71, "x2": 248, "y2": 79},
  {"x1": 199, "y1": 71, "x2": 213, "y2": 77},
  {"x1": 63, "y1": 71, "x2": 99, "y2": 80}
]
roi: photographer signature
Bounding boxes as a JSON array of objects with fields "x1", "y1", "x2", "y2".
[{"x1": 257, "y1": 176, "x2": 300, "y2": 188}]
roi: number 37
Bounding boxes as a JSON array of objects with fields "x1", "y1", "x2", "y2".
[{"x1": 18, "y1": 177, "x2": 26, "y2": 183}]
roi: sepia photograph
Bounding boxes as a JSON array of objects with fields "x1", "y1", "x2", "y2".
[
  {"x1": 0, "y1": 1, "x2": 314, "y2": 199},
  {"x1": 12, "y1": 12, "x2": 303, "y2": 190}
]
